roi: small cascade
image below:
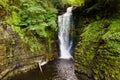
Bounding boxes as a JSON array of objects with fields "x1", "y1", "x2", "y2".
[{"x1": 58, "y1": 7, "x2": 74, "y2": 59}]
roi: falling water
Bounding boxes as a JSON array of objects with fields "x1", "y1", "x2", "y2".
[
  {"x1": 58, "y1": 7, "x2": 73, "y2": 59},
  {"x1": 11, "y1": 7, "x2": 78, "y2": 80}
]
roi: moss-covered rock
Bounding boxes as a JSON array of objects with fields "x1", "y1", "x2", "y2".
[
  {"x1": 0, "y1": 23, "x2": 46, "y2": 80},
  {"x1": 75, "y1": 17, "x2": 120, "y2": 80}
]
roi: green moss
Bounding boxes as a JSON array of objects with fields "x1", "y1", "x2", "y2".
[
  {"x1": 4, "y1": 0, "x2": 58, "y2": 59},
  {"x1": 0, "y1": 45, "x2": 6, "y2": 51},
  {"x1": 75, "y1": 18, "x2": 120, "y2": 80}
]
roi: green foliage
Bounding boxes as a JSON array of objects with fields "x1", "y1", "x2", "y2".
[
  {"x1": 50, "y1": 0, "x2": 64, "y2": 8},
  {"x1": 81, "y1": 21, "x2": 104, "y2": 47},
  {"x1": 5, "y1": 0, "x2": 58, "y2": 58},
  {"x1": 102, "y1": 19, "x2": 120, "y2": 55},
  {"x1": 75, "y1": 18, "x2": 120, "y2": 80},
  {"x1": 0, "y1": 0, "x2": 9, "y2": 9},
  {"x1": 0, "y1": 0, "x2": 18, "y2": 16},
  {"x1": 6, "y1": 11, "x2": 21, "y2": 25},
  {"x1": 17, "y1": 0, "x2": 58, "y2": 38},
  {"x1": 63, "y1": 0, "x2": 85, "y2": 6}
]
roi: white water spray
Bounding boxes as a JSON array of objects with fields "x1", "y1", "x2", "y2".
[{"x1": 58, "y1": 7, "x2": 73, "y2": 59}]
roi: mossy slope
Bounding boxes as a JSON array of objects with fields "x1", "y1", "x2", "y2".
[{"x1": 75, "y1": 17, "x2": 120, "y2": 80}]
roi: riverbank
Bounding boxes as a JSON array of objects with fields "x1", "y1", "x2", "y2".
[{"x1": 0, "y1": 55, "x2": 45, "y2": 80}]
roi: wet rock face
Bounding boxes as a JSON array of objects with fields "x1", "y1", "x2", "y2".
[
  {"x1": 0, "y1": 25, "x2": 12, "y2": 72},
  {"x1": 74, "y1": 18, "x2": 120, "y2": 80},
  {"x1": 0, "y1": 24, "x2": 42, "y2": 79},
  {"x1": 42, "y1": 59, "x2": 78, "y2": 80},
  {"x1": 0, "y1": 24, "x2": 25, "y2": 74}
]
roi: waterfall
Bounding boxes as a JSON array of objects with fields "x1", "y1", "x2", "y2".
[{"x1": 58, "y1": 7, "x2": 73, "y2": 59}]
